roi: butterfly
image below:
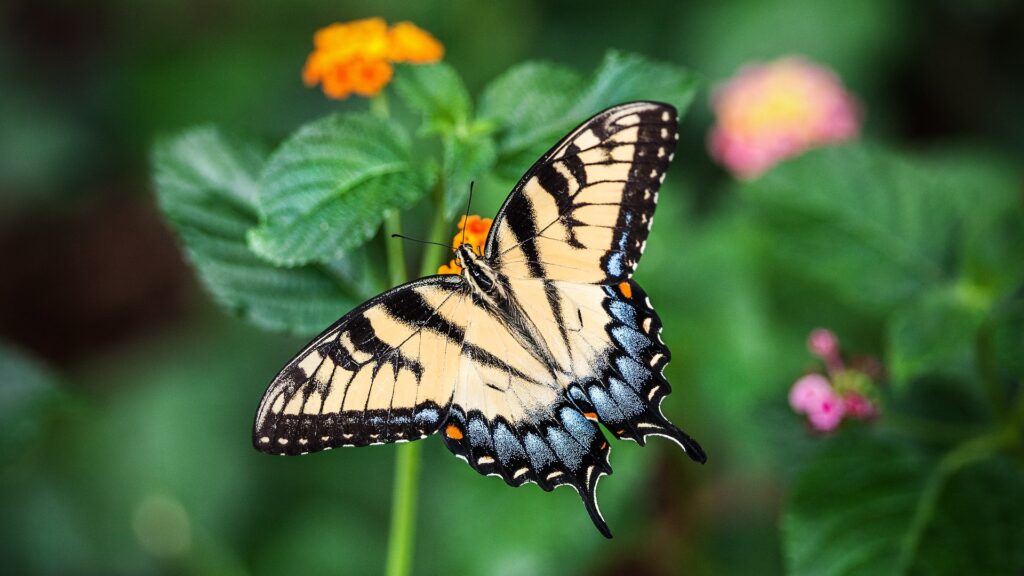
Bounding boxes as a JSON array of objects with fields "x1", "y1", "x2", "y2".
[{"x1": 253, "y1": 101, "x2": 706, "y2": 537}]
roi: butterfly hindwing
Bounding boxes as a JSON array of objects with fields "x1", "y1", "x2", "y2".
[
  {"x1": 487, "y1": 101, "x2": 678, "y2": 283},
  {"x1": 571, "y1": 280, "x2": 705, "y2": 459},
  {"x1": 253, "y1": 277, "x2": 469, "y2": 454}
]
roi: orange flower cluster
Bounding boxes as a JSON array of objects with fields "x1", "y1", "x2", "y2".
[
  {"x1": 302, "y1": 18, "x2": 444, "y2": 99},
  {"x1": 437, "y1": 215, "x2": 492, "y2": 275}
]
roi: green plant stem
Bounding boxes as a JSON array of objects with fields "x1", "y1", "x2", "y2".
[
  {"x1": 386, "y1": 440, "x2": 421, "y2": 576},
  {"x1": 383, "y1": 209, "x2": 419, "y2": 576},
  {"x1": 420, "y1": 177, "x2": 449, "y2": 277},
  {"x1": 376, "y1": 88, "x2": 419, "y2": 576}
]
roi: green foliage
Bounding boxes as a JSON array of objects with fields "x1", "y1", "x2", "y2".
[
  {"x1": 394, "y1": 62, "x2": 498, "y2": 217},
  {"x1": 0, "y1": 345, "x2": 64, "y2": 466},
  {"x1": 155, "y1": 49, "x2": 698, "y2": 332},
  {"x1": 393, "y1": 63, "x2": 471, "y2": 135},
  {"x1": 744, "y1": 143, "x2": 1024, "y2": 573},
  {"x1": 249, "y1": 113, "x2": 427, "y2": 266},
  {"x1": 481, "y1": 51, "x2": 699, "y2": 179},
  {"x1": 139, "y1": 39, "x2": 1024, "y2": 576},
  {"x1": 740, "y1": 145, "x2": 958, "y2": 314},
  {"x1": 886, "y1": 285, "x2": 989, "y2": 387},
  {"x1": 153, "y1": 128, "x2": 374, "y2": 334},
  {"x1": 784, "y1": 435, "x2": 1024, "y2": 576},
  {"x1": 740, "y1": 144, "x2": 1023, "y2": 387}
]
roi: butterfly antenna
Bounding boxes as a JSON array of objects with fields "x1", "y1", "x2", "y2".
[
  {"x1": 390, "y1": 234, "x2": 450, "y2": 249},
  {"x1": 459, "y1": 181, "x2": 474, "y2": 248}
]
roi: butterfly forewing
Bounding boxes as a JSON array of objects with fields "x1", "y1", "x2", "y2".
[
  {"x1": 487, "y1": 101, "x2": 678, "y2": 283},
  {"x1": 253, "y1": 277, "x2": 469, "y2": 454}
]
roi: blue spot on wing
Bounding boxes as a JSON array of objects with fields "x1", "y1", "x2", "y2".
[
  {"x1": 559, "y1": 406, "x2": 597, "y2": 447},
  {"x1": 493, "y1": 422, "x2": 526, "y2": 465},
  {"x1": 588, "y1": 384, "x2": 626, "y2": 424},
  {"x1": 607, "y1": 299, "x2": 636, "y2": 325},
  {"x1": 414, "y1": 407, "x2": 440, "y2": 427},
  {"x1": 608, "y1": 377, "x2": 645, "y2": 417},
  {"x1": 615, "y1": 355, "x2": 652, "y2": 391},
  {"x1": 467, "y1": 417, "x2": 492, "y2": 448},
  {"x1": 611, "y1": 325, "x2": 652, "y2": 358},
  {"x1": 524, "y1": 432, "x2": 556, "y2": 469},
  {"x1": 546, "y1": 427, "x2": 585, "y2": 470},
  {"x1": 606, "y1": 253, "x2": 625, "y2": 277}
]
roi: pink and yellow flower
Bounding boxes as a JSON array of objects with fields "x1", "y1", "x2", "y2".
[{"x1": 709, "y1": 56, "x2": 861, "y2": 178}]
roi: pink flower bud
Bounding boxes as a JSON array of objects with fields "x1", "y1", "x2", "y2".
[
  {"x1": 789, "y1": 374, "x2": 833, "y2": 413},
  {"x1": 807, "y1": 328, "x2": 839, "y2": 360},
  {"x1": 806, "y1": 392, "x2": 846, "y2": 431},
  {"x1": 842, "y1": 393, "x2": 877, "y2": 420}
]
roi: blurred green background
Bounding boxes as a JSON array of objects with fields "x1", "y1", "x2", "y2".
[{"x1": 2, "y1": 1, "x2": 1022, "y2": 575}]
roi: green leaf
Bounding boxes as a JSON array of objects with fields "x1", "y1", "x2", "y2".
[
  {"x1": 480, "y1": 51, "x2": 699, "y2": 180},
  {"x1": 392, "y1": 63, "x2": 472, "y2": 134},
  {"x1": 782, "y1": 432, "x2": 1024, "y2": 569},
  {"x1": 887, "y1": 284, "x2": 991, "y2": 388},
  {"x1": 441, "y1": 133, "x2": 498, "y2": 217},
  {"x1": 0, "y1": 345, "x2": 63, "y2": 465},
  {"x1": 570, "y1": 50, "x2": 700, "y2": 122},
  {"x1": 153, "y1": 127, "x2": 367, "y2": 334},
  {"x1": 783, "y1": 435, "x2": 1024, "y2": 576},
  {"x1": 249, "y1": 113, "x2": 426, "y2": 266},
  {"x1": 739, "y1": 145, "x2": 971, "y2": 314},
  {"x1": 921, "y1": 150, "x2": 1024, "y2": 297},
  {"x1": 478, "y1": 60, "x2": 584, "y2": 172}
]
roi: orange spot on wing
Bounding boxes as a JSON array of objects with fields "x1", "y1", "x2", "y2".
[
  {"x1": 618, "y1": 281, "x2": 632, "y2": 299},
  {"x1": 583, "y1": 412, "x2": 598, "y2": 421},
  {"x1": 444, "y1": 424, "x2": 464, "y2": 440},
  {"x1": 600, "y1": 441, "x2": 608, "y2": 450}
]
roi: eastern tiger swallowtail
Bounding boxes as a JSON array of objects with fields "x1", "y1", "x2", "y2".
[{"x1": 253, "y1": 101, "x2": 706, "y2": 537}]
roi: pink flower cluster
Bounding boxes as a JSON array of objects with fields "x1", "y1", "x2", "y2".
[
  {"x1": 709, "y1": 56, "x2": 861, "y2": 179},
  {"x1": 789, "y1": 329, "x2": 879, "y2": 432}
]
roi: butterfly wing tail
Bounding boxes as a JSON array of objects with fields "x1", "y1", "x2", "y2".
[{"x1": 578, "y1": 460, "x2": 613, "y2": 538}]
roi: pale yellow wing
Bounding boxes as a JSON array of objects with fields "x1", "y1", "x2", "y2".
[{"x1": 485, "y1": 101, "x2": 678, "y2": 283}]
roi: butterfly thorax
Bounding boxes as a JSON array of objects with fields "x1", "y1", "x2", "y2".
[{"x1": 455, "y1": 244, "x2": 505, "y2": 302}]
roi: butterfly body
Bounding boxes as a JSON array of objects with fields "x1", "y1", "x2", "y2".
[{"x1": 254, "y1": 101, "x2": 705, "y2": 538}]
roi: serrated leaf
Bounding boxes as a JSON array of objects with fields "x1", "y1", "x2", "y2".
[
  {"x1": 887, "y1": 284, "x2": 991, "y2": 388},
  {"x1": 481, "y1": 51, "x2": 699, "y2": 180},
  {"x1": 153, "y1": 127, "x2": 368, "y2": 334},
  {"x1": 739, "y1": 145, "x2": 973, "y2": 314},
  {"x1": 393, "y1": 62, "x2": 471, "y2": 134},
  {"x1": 783, "y1": 435, "x2": 1024, "y2": 576},
  {"x1": 249, "y1": 113, "x2": 426, "y2": 266},
  {"x1": 478, "y1": 61, "x2": 584, "y2": 159},
  {"x1": 569, "y1": 50, "x2": 700, "y2": 123}
]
